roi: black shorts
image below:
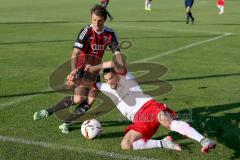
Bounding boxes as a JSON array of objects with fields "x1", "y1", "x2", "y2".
[
  {"x1": 76, "y1": 70, "x2": 100, "y2": 83},
  {"x1": 185, "y1": 0, "x2": 194, "y2": 8}
]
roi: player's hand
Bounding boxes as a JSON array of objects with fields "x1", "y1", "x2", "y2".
[
  {"x1": 67, "y1": 69, "x2": 78, "y2": 80},
  {"x1": 65, "y1": 79, "x2": 75, "y2": 89},
  {"x1": 84, "y1": 64, "x2": 94, "y2": 72},
  {"x1": 65, "y1": 69, "x2": 78, "y2": 89}
]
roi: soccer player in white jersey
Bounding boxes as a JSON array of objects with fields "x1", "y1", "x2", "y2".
[{"x1": 84, "y1": 54, "x2": 217, "y2": 153}]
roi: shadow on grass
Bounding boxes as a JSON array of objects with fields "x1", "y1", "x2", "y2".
[
  {"x1": 68, "y1": 120, "x2": 129, "y2": 139},
  {"x1": 156, "y1": 102, "x2": 240, "y2": 159},
  {"x1": 187, "y1": 102, "x2": 240, "y2": 159}
]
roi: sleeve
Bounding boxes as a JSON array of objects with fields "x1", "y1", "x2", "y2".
[
  {"x1": 73, "y1": 27, "x2": 89, "y2": 49},
  {"x1": 95, "y1": 82, "x2": 103, "y2": 90},
  {"x1": 109, "y1": 31, "x2": 121, "y2": 53}
]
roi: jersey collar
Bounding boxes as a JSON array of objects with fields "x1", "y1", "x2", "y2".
[{"x1": 90, "y1": 24, "x2": 105, "y2": 35}]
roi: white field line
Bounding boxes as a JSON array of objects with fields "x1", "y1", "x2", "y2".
[
  {"x1": 132, "y1": 32, "x2": 233, "y2": 63},
  {"x1": 0, "y1": 135, "x2": 159, "y2": 160},
  {"x1": 0, "y1": 89, "x2": 50, "y2": 111},
  {"x1": 112, "y1": 24, "x2": 226, "y2": 34},
  {"x1": 0, "y1": 95, "x2": 38, "y2": 110},
  {"x1": 0, "y1": 30, "x2": 232, "y2": 110}
]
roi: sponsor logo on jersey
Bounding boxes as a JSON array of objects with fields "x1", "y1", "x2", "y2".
[
  {"x1": 91, "y1": 44, "x2": 105, "y2": 51},
  {"x1": 103, "y1": 36, "x2": 109, "y2": 42}
]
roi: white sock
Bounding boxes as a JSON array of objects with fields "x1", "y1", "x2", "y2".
[
  {"x1": 148, "y1": 1, "x2": 151, "y2": 9},
  {"x1": 132, "y1": 139, "x2": 162, "y2": 150},
  {"x1": 145, "y1": 0, "x2": 148, "y2": 8},
  {"x1": 221, "y1": 6, "x2": 224, "y2": 13},
  {"x1": 170, "y1": 120, "x2": 205, "y2": 142}
]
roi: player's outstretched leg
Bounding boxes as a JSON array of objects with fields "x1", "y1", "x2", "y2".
[
  {"x1": 33, "y1": 96, "x2": 74, "y2": 121},
  {"x1": 158, "y1": 111, "x2": 217, "y2": 153},
  {"x1": 170, "y1": 120, "x2": 217, "y2": 153},
  {"x1": 200, "y1": 138, "x2": 217, "y2": 154}
]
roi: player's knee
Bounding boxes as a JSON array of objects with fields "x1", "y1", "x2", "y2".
[
  {"x1": 121, "y1": 140, "x2": 132, "y2": 150},
  {"x1": 158, "y1": 112, "x2": 172, "y2": 129},
  {"x1": 159, "y1": 119, "x2": 171, "y2": 129},
  {"x1": 73, "y1": 96, "x2": 83, "y2": 104}
]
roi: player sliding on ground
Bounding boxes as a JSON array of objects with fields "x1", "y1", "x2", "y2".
[{"x1": 84, "y1": 55, "x2": 217, "y2": 153}]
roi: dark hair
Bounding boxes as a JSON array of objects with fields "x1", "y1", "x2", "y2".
[
  {"x1": 103, "y1": 68, "x2": 116, "y2": 76},
  {"x1": 91, "y1": 5, "x2": 107, "y2": 20}
]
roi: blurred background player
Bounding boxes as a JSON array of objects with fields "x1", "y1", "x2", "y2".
[
  {"x1": 185, "y1": 0, "x2": 195, "y2": 24},
  {"x1": 145, "y1": 0, "x2": 152, "y2": 11},
  {"x1": 217, "y1": 0, "x2": 224, "y2": 15},
  {"x1": 33, "y1": 5, "x2": 122, "y2": 133},
  {"x1": 100, "y1": 0, "x2": 113, "y2": 21}
]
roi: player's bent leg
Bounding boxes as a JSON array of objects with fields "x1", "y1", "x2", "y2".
[
  {"x1": 59, "y1": 86, "x2": 97, "y2": 133},
  {"x1": 59, "y1": 99, "x2": 91, "y2": 134},
  {"x1": 59, "y1": 123, "x2": 69, "y2": 134},
  {"x1": 87, "y1": 87, "x2": 99, "y2": 106},
  {"x1": 73, "y1": 85, "x2": 91, "y2": 104},
  {"x1": 121, "y1": 130, "x2": 142, "y2": 150},
  {"x1": 133, "y1": 136, "x2": 181, "y2": 151}
]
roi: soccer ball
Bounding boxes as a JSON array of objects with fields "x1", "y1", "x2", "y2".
[{"x1": 81, "y1": 119, "x2": 102, "y2": 139}]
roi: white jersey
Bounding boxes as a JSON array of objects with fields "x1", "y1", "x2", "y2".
[{"x1": 96, "y1": 72, "x2": 152, "y2": 121}]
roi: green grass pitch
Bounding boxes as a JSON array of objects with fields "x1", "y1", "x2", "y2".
[{"x1": 0, "y1": 0, "x2": 240, "y2": 159}]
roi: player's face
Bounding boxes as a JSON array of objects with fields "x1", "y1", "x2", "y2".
[
  {"x1": 104, "y1": 72, "x2": 120, "y2": 90},
  {"x1": 91, "y1": 13, "x2": 105, "y2": 32}
]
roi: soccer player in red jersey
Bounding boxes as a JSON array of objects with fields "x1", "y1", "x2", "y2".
[
  {"x1": 100, "y1": 0, "x2": 113, "y2": 21},
  {"x1": 217, "y1": 0, "x2": 224, "y2": 15},
  {"x1": 33, "y1": 5, "x2": 123, "y2": 133}
]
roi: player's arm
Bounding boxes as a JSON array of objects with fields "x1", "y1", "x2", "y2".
[
  {"x1": 66, "y1": 28, "x2": 88, "y2": 88},
  {"x1": 85, "y1": 30, "x2": 126, "y2": 73},
  {"x1": 71, "y1": 48, "x2": 81, "y2": 73},
  {"x1": 84, "y1": 51, "x2": 127, "y2": 74},
  {"x1": 65, "y1": 48, "x2": 81, "y2": 87}
]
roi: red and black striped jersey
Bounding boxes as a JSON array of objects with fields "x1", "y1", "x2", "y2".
[{"x1": 74, "y1": 25, "x2": 119, "y2": 68}]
